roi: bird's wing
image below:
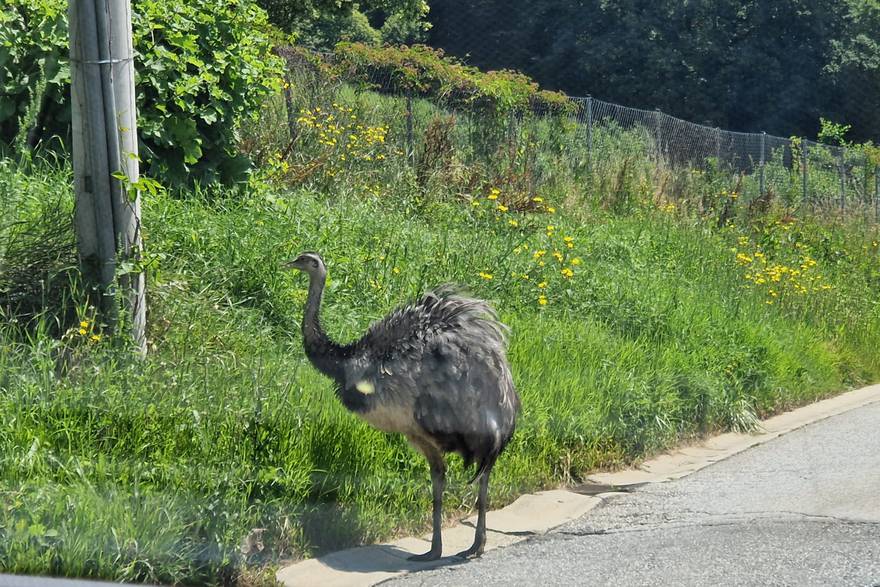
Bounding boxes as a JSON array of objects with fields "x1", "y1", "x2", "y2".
[{"x1": 413, "y1": 341, "x2": 510, "y2": 448}]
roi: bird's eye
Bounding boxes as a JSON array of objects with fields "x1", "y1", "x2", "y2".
[{"x1": 312, "y1": 260, "x2": 318, "y2": 268}]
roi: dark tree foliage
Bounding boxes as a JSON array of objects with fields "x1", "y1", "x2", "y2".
[
  {"x1": 258, "y1": 0, "x2": 430, "y2": 46},
  {"x1": 428, "y1": 0, "x2": 880, "y2": 140}
]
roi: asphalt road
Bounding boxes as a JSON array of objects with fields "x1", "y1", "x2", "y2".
[{"x1": 387, "y1": 400, "x2": 880, "y2": 586}]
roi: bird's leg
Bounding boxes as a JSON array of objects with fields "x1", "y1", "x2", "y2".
[
  {"x1": 456, "y1": 468, "x2": 490, "y2": 558},
  {"x1": 408, "y1": 453, "x2": 446, "y2": 562}
]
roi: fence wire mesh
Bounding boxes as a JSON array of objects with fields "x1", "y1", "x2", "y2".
[{"x1": 278, "y1": 49, "x2": 880, "y2": 220}]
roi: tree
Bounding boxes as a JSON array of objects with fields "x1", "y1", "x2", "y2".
[
  {"x1": 427, "y1": 0, "x2": 880, "y2": 140},
  {"x1": 257, "y1": 0, "x2": 431, "y2": 47}
]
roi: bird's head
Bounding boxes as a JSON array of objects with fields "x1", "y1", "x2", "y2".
[{"x1": 282, "y1": 251, "x2": 326, "y2": 279}]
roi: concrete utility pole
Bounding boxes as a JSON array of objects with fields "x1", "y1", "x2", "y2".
[{"x1": 69, "y1": 0, "x2": 146, "y2": 354}]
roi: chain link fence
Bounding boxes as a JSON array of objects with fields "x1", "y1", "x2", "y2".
[{"x1": 278, "y1": 48, "x2": 880, "y2": 220}]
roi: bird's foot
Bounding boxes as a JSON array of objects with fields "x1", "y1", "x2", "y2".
[
  {"x1": 408, "y1": 548, "x2": 442, "y2": 562},
  {"x1": 454, "y1": 543, "x2": 484, "y2": 559}
]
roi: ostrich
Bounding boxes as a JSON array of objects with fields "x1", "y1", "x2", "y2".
[{"x1": 283, "y1": 251, "x2": 520, "y2": 561}]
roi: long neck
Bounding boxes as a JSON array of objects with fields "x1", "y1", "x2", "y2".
[{"x1": 302, "y1": 271, "x2": 347, "y2": 382}]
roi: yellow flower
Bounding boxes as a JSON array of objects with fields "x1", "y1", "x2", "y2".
[
  {"x1": 538, "y1": 295, "x2": 548, "y2": 306},
  {"x1": 532, "y1": 196, "x2": 544, "y2": 203},
  {"x1": 553, "y1": 251, "x2": 564, "y2": 262},
  {"x1": 497, "y1": 204, "x2": 509, "y2": 212},
  {"x1": 78, "y1": 328, "x2": 87, "y2": 336},
  {"x1": 478, "y1": 271, "x2": 494, "y2": 280},
  {"x1": 90, "y1": 334, "x2": 101, "y2": 343},
  {"x1": 508, "y1": 219, "x2": 519, "y2": 227},
  {"x1": 571, "y1": 257, "x2": 582, "y2": 266},
  {"x1": 533, "y1": 250, "x2": 546, "y2": 260},
  {"x1": 80, "y1": 320, "x2": 89, "y2": 329},
  {"x1": 561, "y1": 268, "x2": 574, "y2": 279},
  {"x1": 537, "y1": 281, "x2": 547, "y2": 289},
  {"x1": 392, "y1": 267, "x2": 401, "y2": 274},
  {"x1": 547, "y1": 207, "x2": 556, "y2": 213}
]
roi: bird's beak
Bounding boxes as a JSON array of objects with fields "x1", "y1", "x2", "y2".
[{"x1": 281, "y1": 259, "x2": 299, "y2": 271}]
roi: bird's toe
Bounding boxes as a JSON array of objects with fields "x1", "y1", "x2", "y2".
[
  {"x1": 454, "y1": 545, "x2": 484, "y2": 559},
  {"x1": 408, "y1": 549, "x2": 443, "y2": 562}
]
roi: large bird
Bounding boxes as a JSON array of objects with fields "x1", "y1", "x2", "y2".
[{"x1": 283, "y1": 251, "x2": 520, "y2": 561}]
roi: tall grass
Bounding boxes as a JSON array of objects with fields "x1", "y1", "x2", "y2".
[{"x1": 1, "y1": 85, "x2": 879, "y2": 584}]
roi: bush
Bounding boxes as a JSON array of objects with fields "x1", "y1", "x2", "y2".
[
  {"x1": 332, "y1": 42, "x2": 574, "y2": 115},
  {"x1": 0, "y1": 0, "x2": 70, "y2": 151},
  {"x1": 0, "y1": 0, "x2": 284, "y2": 186}
]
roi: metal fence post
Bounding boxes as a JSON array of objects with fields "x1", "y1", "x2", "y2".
[
  {"x1": 586, "y1": 96, "x2": 593, "y2": 178},
  {"x1": 759, "y1": 131, "x2": 766, "y2": 198},
  {"x1": 654, "y1": 108, "x2": 662, "y2": 165},
  {"x1": 714, "y1": 127, "x2": 721, "y2": 167},
  {"x1": 405, "y1": 94, "x2": 414, "y2": 164},
  {"x1": 801, "y1": 139, "x2": 808, "y2": 205},
  {"x1": 838, "y1": 151, "x2": 846, "y2": 211},
  {"x1": 875, "y1": 166, "x2": 879, "y2": 222}
]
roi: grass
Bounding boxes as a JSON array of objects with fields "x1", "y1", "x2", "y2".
[{"x1": 1, "y1": 81, "x2": 880, "y2": 584}]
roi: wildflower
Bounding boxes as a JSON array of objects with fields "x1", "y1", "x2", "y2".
[
  {"x1": 532, "y1": 197, "x2": 544, "y2": 203},
  {"x1": 538, "y1": 295, "x2": 548, "y2": 306},
  {"x1": 497, "y1": 204, "x2": 509, "y2": 212},
  {"x1": 537, "y1": 281, "x2": 547, "y2": 289},
  {"x1": 90, "y1": 334, "x2": 101, "y2": 343},
  {"x1": 563, "y1": 236, "x2": 574, "y2": 249},
  {"x1": 547, "y1": 207, "x2": 556, "y2": 214},
  {"x1": 80, "y1": 320, "x2": 89, "y2": 329},
  {"x1": 393, "y1": 267, "x2": 401, "y2": 274},
  {"x1": 478, "y1": 271, "x2": 493, "y2": 280},
  {"x1": 561, "y1": 268, "x2": 574, "y2": 279},
  {"x1": 571, "y1": 257, "x2": 582, "y2": 266},
  {"x1": 487, "y1": 188, "x2": 500, "y2": 200},
  {"x1": 508, "y1": 219, "x2": 519, "y2": 227},
  {"x1": 472, "y1": 200, "x2": 481, "y2": 207},
  {"x1": 553, "y1": 251, "x2": 564, "y2": 262},
  {"x1": 78, "y1": 328, "x2": 87, "y2": 336},
  {"x1": 533, "y1": 250, "x2": 546, "y2": 260}
]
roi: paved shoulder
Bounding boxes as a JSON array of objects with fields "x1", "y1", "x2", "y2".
[{"x1": 387, "y1": 401, "x2": 880, "y2": 586}]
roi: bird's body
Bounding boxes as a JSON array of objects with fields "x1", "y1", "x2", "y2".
[{"x1": 285, "y1": 252, "x2": 520, "y2": 560}]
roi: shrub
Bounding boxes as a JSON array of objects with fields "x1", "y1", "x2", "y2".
[
  {"x1": 0, "y1": 0, "x2": 70, "y2": 151},
  {"x1": 0, "y1": 0, "x2": 284, "y2": 186},
  {"x1": 332, "y1": 42, "x2": 574, "y2": 115}
]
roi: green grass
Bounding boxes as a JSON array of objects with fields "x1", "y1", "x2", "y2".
[{"x1": 2, "y1": 82, "x2": 880, "y2": 584}]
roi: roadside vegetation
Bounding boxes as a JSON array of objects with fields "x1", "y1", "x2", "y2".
[{"x1": 2, "y1": 1, "x2": 880, "y2": 585}]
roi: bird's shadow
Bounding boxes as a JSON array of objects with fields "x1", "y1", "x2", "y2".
[{"x1": 318, "y1": 544, "x2": 468, "y2": 575}]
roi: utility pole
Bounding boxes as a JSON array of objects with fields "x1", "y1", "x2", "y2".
[{"x1": 69, "y1": 0, "x2": 146, "y2": 354}]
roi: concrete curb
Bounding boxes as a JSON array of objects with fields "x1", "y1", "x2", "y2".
[{"x1": 276, "y1": 383, "x2": 880, "y2": 586}]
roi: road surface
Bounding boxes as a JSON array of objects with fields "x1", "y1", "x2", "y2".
[{"x1": 388, "y1": 400, "x2": 880, "y2": 586}]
